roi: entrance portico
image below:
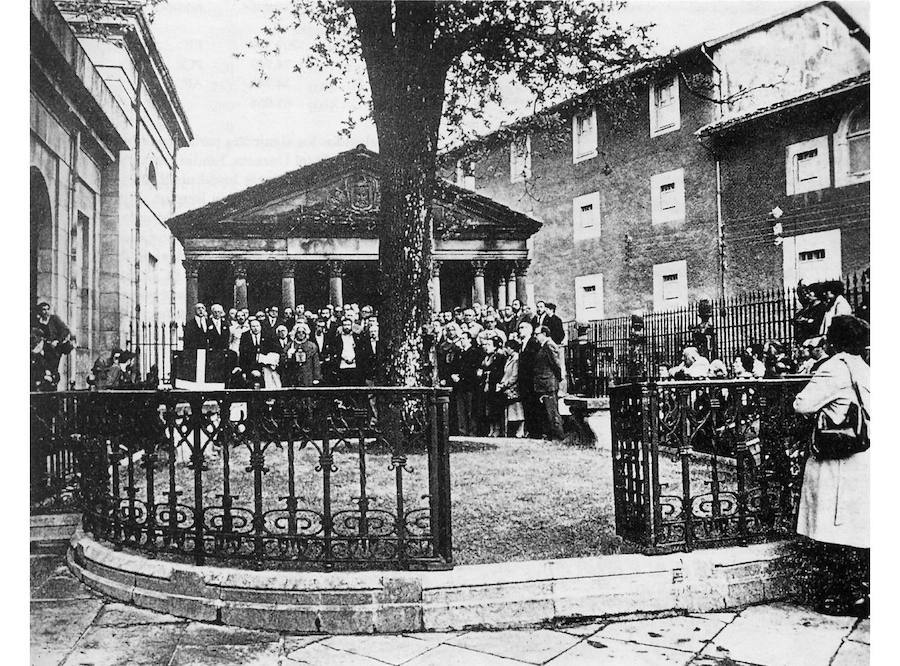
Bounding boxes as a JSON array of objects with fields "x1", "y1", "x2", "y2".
[{"x1": 169, "y1": 146, "x2": 542, "y2": 312}]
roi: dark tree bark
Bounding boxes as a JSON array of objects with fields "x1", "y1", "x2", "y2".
[{"x1": 350, "y1": 1, "x2": 448, "y2": 388}]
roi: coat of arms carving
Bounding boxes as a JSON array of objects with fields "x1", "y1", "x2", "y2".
[{"x1": 326, "y1": 174, "x2": 380, "y2": 213}]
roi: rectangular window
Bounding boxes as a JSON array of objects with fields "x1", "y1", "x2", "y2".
[
  {"x1": 650, "y1": 76, "x2": 681, "y2": 137},
  {"x1": 653, "y1": 260, "x2": 687, "y2": 311},
  {"x1": 572, "y1": 108, "x2": 598, "y2": 163},
  {"x1": 455, "y1": 159, "x2": 475, "y2": 190},
  {"x1": 650, "y1": 168, "x2": 686, "y2": 224},
  {"x1": 574, "y1": 274, "x2": 604, "y2": 321},
  {"x1": 782, "y1": 229, "x2": 842, "y2": 286},
  {"x1": 786, "y1": 136, "x2": 831, "y2": 195},
  {"x1": 510, "y1": 135, "x2": 531, "y2": 183},
  {"x1": 572, "y1": 191, "x2": 602, "y2": 241},
  {"x1": 799, "y1": 249, "x2": 826, "y2": 262}
]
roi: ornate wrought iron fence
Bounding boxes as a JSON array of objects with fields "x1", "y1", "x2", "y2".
[
  {"x1": 609, "y1": 379, "x2": 812, "y2": 553},
  {"x1": 566, "y1": 271, "x2": 869, "y2": 396},
  {"x1": 31, "y1": 392, "x2": 82, "y2": 513},
  {"x1": 33, "y1": 387, "x2": 453, "y2": 570}
]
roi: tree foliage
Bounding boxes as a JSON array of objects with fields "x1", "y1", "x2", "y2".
[{"x1": 244, "y1": 1, "x2": 656, "y2": 147}]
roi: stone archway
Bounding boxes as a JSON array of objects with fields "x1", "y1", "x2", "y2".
[{"x1": 30, "y1": 167, "x2": 53, "y2": 314}]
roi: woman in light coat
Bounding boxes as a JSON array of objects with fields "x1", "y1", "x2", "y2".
[
  {"x1": 793, "y1": 314, "x2": 869, "y2": 615},
  {"x1": 498, "y1": 338, "x2": 525, "y2": 437}
]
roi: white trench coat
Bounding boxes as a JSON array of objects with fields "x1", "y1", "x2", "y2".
[{"x1": 793, "y1": 352, "x2": 870, "y2": 548}]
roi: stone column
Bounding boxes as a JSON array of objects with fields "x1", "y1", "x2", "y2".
[
  {"x1": 184, "y1": 259, "x2": 199, "y2": 310},
  {"x1": 231, "y1": 260, "x2": 248, "y2": 310},
  {"x1": 472, "y1": 260, "x2": 487, "y2": 306},
  {"x1": 430, "y1": 260, "x2": 442, "y2": 312},
  {"x1": 327, "y1": 260, "x2": 345, "y2": 307},
  {"x1": 515, "y1": 259, "x2": 530, "y2": 305},
  {"x1": 496, "y1": 265, "x2": 508, "y2": 309},
  {"x1": 507, "y1": 263, "x2": 517, "y2": 304},
  {"x1": 280, "y1": 261, "x2": 296, "y2": 310}
]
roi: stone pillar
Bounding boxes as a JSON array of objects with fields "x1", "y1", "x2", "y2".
[
  {"x1": 507, "y1": 263, "x2": 517, "y2": 305},
  {"x1": 327, "y1": 260, "x2": 344, "y2": 307},
  {"x1": 184, "y1": 259, "x2": 199, "y2": 310},
  {"x1": 472, "y1": 260, "x2": 487, "y2": 306},
  {"x1": 515, "y1": 259, "x2": 530, "y2": 305},
  {"x1": 430, "y1": 260, "x2": 442, "y2": 312},
  {"x1": 280, "y1": 261, "x2": 296, "y2": 310},
  {"x1": 231, "y1": 260, "x2": 248, "y2": 310},
  {"x1": 496, "y1": 265, "x2": 508, "y2": 309}
]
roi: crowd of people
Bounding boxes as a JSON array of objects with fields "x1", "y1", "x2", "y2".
[
  {"x1": 659, "y1": 280, "x2": 865, "y2": 382},
  {"x1": 179, "y1": 298, "x2": 569, "y2": 441}
]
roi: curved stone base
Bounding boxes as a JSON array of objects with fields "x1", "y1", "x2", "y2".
[{"x1": 67, "y1": 530, "x2": 793, "y2": 634}]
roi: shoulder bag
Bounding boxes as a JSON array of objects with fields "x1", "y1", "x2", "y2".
[{"x1": 811, "y1": 358, "x2": 870, "y2": 460}]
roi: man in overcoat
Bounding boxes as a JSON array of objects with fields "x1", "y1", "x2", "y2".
[{"x1": 532, "y1": 325, "x2": 565, "y2": 441}]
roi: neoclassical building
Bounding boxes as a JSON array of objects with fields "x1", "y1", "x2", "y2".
[
  {"x1": 31, "y1": 0, "x2": 192, "y2": 387},
  {"x1": 168, "y1": 146, "x2": 542, "y2": 313}
]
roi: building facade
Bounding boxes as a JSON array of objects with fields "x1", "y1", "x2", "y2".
[
  {"x1": 168, "y1": 146, "x2": 542, "y2": 314},
  {"x1": 30, "y1": 0, "x2": 192, "y2": 387},
  {"x1": 441, "y1": 1, "x2": 869, "y2": 321}
]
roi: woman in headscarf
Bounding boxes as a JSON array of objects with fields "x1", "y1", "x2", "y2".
[{"x1": 793, "y1": 315, "x2": 869, "y2": 616}]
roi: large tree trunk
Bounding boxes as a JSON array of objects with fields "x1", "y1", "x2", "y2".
[
  {"x1": 376, "y1": 145, "x2": 434, "y2": 387},
  {"x1": 350, "y1": 0, "x2": 446, "y2": 388}
]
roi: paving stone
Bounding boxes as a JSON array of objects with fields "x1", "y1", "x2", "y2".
[
  {"x1": 283, "y1": 641, "x2": 388, "y2": 665},
  {"x1": 33, "y1": 574, "x2": 96, "y2": 601},
  {"x1": 179, "y1": 621, "x2": 280, "y2": 646},
  {"x1": 62, "y1": 622, "x2": 186, "y2": 666},
  {"x1": 31, "y1": 599, "x2": 104, "y2": 666},
  {"x1": 30, "y1": 554, "x2": 67, "y2": 592},
  {"x1": 830, "y1": 638, "x2": 869, "y2": 666},
  {"x1": 447, "y1": 628, "x2": 580, "y2": 664},
  {"x1": 283, "y1": 635, "x2": 327, "y2": 653},
  {"x1": 94, "y1": 602, "x2": 186, "y2": 626},
  {"x1": 701, "y1": 603, "x2": 855, "y2": 666},
  {"x1": 402, "y1": 631, "x2": 461, "y2": 642},
  {"x1": 320, "y1": 634, "x2": 437, "y2": 664},
  {"x1": 689, "y1": 612, "x2": 739, "y2": 624},
  {"x1": 402, "y1": 643, "x2": 529, "y2": 666},
  {"x1": 687, "y1": 656, "x2": 755, "y2": 666},
  {"x1": 169, "y1": 642, "x2": 282, "y2": 666},
  {"x1": 846, "y1": 618, "x2": 869, "y2": 645},
  {"x1": 557, "y1": 622, "x2": 603, "y2": 636},
  {"x1": 592, "y1": 614, "x2": 725, "y2": 653},
  {"x1": 545, "y1": 638, "x2": 695, "y2": 665}
]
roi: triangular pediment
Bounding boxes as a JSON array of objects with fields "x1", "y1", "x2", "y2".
[{"x1": 168, "y1": 145, "x2": 541, "y2": 241}]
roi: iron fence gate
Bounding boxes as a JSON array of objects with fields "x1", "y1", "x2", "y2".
[{"x1": 609, "y1": 379, "x2": 812, "y2": 553}]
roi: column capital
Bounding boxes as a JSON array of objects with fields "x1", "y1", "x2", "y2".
[
  {"x1": 279, "y1": 260, "x2": 295, "y2": 279},
  {"x1": 471, "y1": 259, "x2": 487, "y2": 277},
  {"x1": 327, "y1": 259, "x2": 345, "y2": 278},
  {"x1": 514, "y1": 258, "x2": 531, "y2": 276},
  {"x1": 430, "y1": 259, "x2": 443, "y2": 278},
  {"x1": 183, "y1": 259, "x2": 200, "y2": 278},
  {"x1": 230, "y1": 259, "x2": 247, "y2": 279}
]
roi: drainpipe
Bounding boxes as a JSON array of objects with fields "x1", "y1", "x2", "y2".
[
  {"x1": 67, "y1": 130, "x2": 81, "y2": 388},
  {"x1": 700, "y1": 43, "x2": 727, "y2": 299},
  {"x1": 170, "y1": 143, "x2": 178, "y2": 322},
  {"x1": 133, "y1": 62, "x2": 144, "y2": 375}
]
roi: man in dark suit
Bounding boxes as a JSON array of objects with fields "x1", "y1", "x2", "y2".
[
  {"x1": 449, "y1": 330, "x2": 483, "y2": 436},
  {"x1": 333, "y1": 317, "x2": 364, "y2": 386},
  {"x1": 183, "y1": 303, "x2": 209, "y2": 350},
  {"x1": 238, "y1": 318, "x2": 279, "y2": 383},
  {"x1": 542, "y1": 302, "x2": 566, "y2": 345},
  {"x1": 260, "y1": 305, "x2": 281, "y2": 340},
  {"x1": 532, "y1": 325, "x2": 565, "y2": 441},
  {"x1": 311, "y1": 318, "x2": 335, "y2": 384},
  {"x1": 516, "y1": 320, "x2": 543, "y2": 438},
  {"x1": 206, "y1": 304, "x2": 230, "y2": 350}
]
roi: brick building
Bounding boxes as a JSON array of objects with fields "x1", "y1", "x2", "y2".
[
  {"x1": 30, "y1": 0, "x2": 192, "y2": 387},
  {"x1": 441, "y1": 1, "x2": 869, "y2": 322}
]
